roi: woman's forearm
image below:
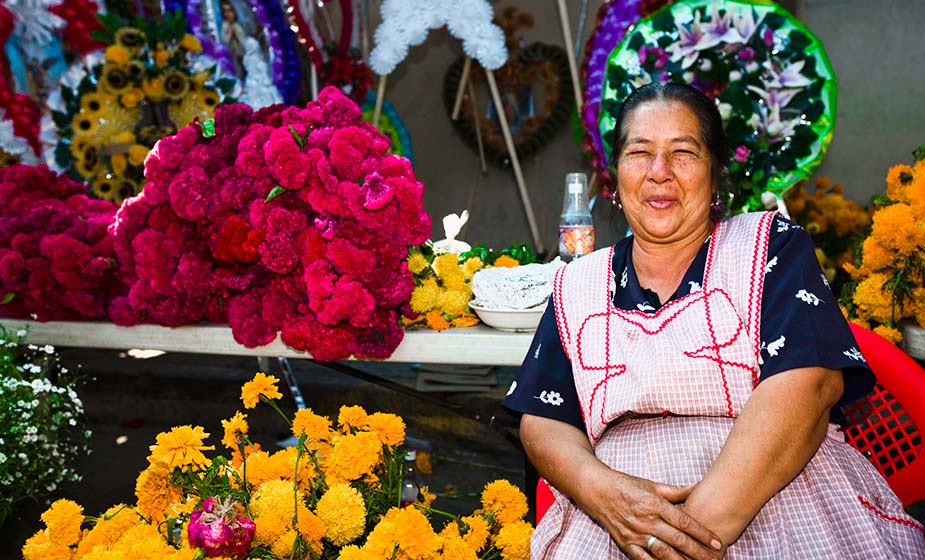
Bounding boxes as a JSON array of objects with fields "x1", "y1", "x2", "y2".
[{"x1": 684, "y1": 367, "x2": 844, "y2": 543}]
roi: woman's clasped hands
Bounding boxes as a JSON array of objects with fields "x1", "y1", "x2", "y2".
[{"x1": 579, "y1": 466, "x2": 725, "y2": 560}]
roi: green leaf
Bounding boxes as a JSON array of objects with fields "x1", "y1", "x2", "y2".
[
  {"x1": 913, "y1": 145, "x2": 925, "y2": 163},
  {"x1": 1, "y1": 292, "x2": 14, "y2": 305},
  {"x1": 201, "y1": 119, "x2": 215, "y2": 138},
  {"x1": 289, "y1": 125, "x2": 304, "y2": 148},
  {"x1": 265, "y1": 185, "x2": 286, "y2": 203}
]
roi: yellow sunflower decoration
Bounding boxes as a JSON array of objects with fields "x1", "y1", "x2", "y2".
[{"x1": 52, "y1": 10, "x2": 237, "y2": 204}]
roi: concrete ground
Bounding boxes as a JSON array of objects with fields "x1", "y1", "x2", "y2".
[{"x1": 1, "y1": 348, "x2": 527, "y2": 557}]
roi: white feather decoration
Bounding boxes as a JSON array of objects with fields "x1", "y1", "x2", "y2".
[{"x1": 370, "y1": 0, "x2": 507, "y2": 75}]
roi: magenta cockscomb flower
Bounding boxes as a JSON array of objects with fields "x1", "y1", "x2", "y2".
[{"x1": 188, "y1": 496, "x2": 255, "y2": 559}]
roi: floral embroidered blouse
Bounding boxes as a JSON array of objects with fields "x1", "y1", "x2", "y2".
[{"x1": 503, "y1": 215, "x2": 874, "y2": 429}]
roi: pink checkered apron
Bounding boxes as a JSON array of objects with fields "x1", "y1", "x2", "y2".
[{"x1": 536, "y1": 212, "x2": 925, "y2": 558}]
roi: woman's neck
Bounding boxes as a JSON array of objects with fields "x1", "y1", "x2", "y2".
[{"x1": 631, "y1": 222, "x2": 712, "y2": 304}]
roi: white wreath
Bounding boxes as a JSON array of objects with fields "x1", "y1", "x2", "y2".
[{"x1": 370, "y1": 0, "x2": 508, "y2": 75}]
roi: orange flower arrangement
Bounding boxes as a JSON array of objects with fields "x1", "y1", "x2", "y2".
[
  {"x1": 842, "y1": 146, "x2": 925, "y2": 344},
  {"x1": 23, "y1": 372, "x2": 534, "y2": 559}
]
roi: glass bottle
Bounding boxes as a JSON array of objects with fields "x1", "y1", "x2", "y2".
[
  {"x1": 558, "y1": 172, "x2": 594, "y2": 261},
  {"x1": 399, "y1": 449, "x2": 421, "y2": 507}
]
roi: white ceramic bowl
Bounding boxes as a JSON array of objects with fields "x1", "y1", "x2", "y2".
[{"x1": 469, "y1": 303, "x2": 545, "y2": 332}]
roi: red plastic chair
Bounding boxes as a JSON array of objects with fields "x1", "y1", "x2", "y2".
[
  {"x1": 535, "y1": 323, "x2": 925, "y2": 523},
  {"x1": 843, "y1": 323, "x2": 925, "y2": 507}
]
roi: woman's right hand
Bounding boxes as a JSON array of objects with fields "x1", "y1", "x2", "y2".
[
  {"x1": 578, "y1": 466, "x2": 724, "y2": 560},
  {"x1": 520, "y1": 414, "x2": 723, "y2": 560}
]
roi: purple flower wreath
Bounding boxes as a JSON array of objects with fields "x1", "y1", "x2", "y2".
[
  {"x1": 0, "y1": 164, "x2": 123, "y2": 320},
  {"x1": 110, "y1": 87, "x2": 431, "y2": 360}
]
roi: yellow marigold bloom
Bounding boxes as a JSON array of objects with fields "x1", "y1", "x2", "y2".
[
  {"x1": 337, "y1": 545, "x2": 365, "y2": 559},
  {"x1": 366, "y1": 412, "x2": 405, "y2": 447},
  {"x1": 451, "y1": 315, "x2": 479, "y2": 328},
  {"x1": 221, "y1": 411, "x2": 249, "y2": 449},
  {"x1": 76, "y1": 504, "x2": 141, "y2": 555},
  {"x1": 251, "y1": 479, "x2": 298, "y2": 545},
  {"x1": 179, "y1": 33, "x2": 202, "y2": 52},
  {"x1": 121, "y1": 88, "x2": 145, "y2": 108},
  {"x1": 292, "y1": 407, "x2": 333, "y2": 441},
  {"x1": 143, "y1": 77, "x2": 166, "y2": 101},
  {"x1": 873, "y1": 325, "x2": 903, "y2": 344},
  {"x1": 104, "y1": 45, "x2": 131, "y2": 65},
  {"x1": 493, "y1": 520, "x2": 534, "y2": 560},
  {"x1": 323, "y1": 431, "x2": 381, "y2": 482},
  {"x1": 425, "y1": 309, "x2": 450, "y2": 330},
  {"x1": 22, "y1": 530, "x2": 70, "y2": 560},
  {"x1": 364, "y1": 507, "x2": 440, "y2": 559},
  {"x1": 316, "y1": 483, "x2": 366, "y2": 546},
  {"x1": 107, "y1": 522, "x2": 178, "y2": 558},
  {"x1": 410, "y1": 283, "x2": 440, "y2": 313},
  {"x1": 416, "y1": 451, "x2": 433, "y2": 475},
  {"x1": 408, "y1": 252, "x2": 429, "y2": 275},
  {"x1": 860, "y1": 237, "x2": 895, "y2": 273},
  {"x1": 338, "y1": 405, "x2": 368, "y2": 431},
  {"x1": 437, "y1": 289, "x2": 471, "y2": 314},
  {"x1": 493, "y1": 255, "x2": 520, "y2": 268},
  {"x1": 440, "y1": 523, "x2": 479, "y2": 560},
  {"x1": 885, "y1": 164, "x2": 914, "y2": 202},
  {"x1": 419, "y1": 485, "x2": 436, "y2": 507},
  {"x1": 148, "y1": 425, "x2": 214, "y2": 469},
  {"x1": 135, "y1": 462, "x2": 182, "y2": 523},
  {"x1": 853, "y1": 272, "x2": 895, "y2": 325},
  {"x1": 462, "y1": 257, "x2": 484, "y2": 279},
  {"x1": 128, "y1": 143, "x2": 149, "y2": 165},
  {"x1": 481, "y1": 480, "x2": 528, "y2": 525},
  {"x1": 296, "y1": 505, "x2": 326, "y2": 550},
  {"x1": 461, "y1": 515, "x2": 489, "y2": 550},
  {"x1": 441, "y1": 270, "x2": 467, "y2": 292},
  {"x1": 870, "y1": 203, "x2": 922, "y2": 256},
  {"x1": 40, "y1": 499, "x2": 84, "y2": 547},
  {"x1": 241, "y1": 372, "x2": 282, "y2": 408},
  {"x1": 433, "y1": 253, "x2": 461, "y2": 277}
]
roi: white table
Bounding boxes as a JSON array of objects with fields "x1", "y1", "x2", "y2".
[{"x1": 1, "y1": 320, "x2": 534, "y2": 366}]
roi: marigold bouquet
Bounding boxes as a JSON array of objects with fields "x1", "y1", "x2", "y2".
[
  {"x1": 23, "y1": 372, "x2": 533, "y2": 559},
  {"x1": 784, "y1": 175, "x2": 871, "y2": 291},
  {"x1": 405, "y1": 243, "x2": 536, "y2": 330},
  {"x1": 52, "y1": 11, "x2": 236, "y2": 203},
  {"x1": 110, "y1": 86, "x2": 431, "y2": 361},
  {"x1": 1, "y1": 324, "x2": 90, "y2": 528},
  {"x1": 842, "y1": 146, "x2": 925, "y2": 344},
  {"x1": 0, "y1": 164, "x2": 124, "y2": 321}
]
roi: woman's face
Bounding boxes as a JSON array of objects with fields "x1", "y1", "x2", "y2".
[{"x1": 617, "y1": 100, "x2": 714, "y2": 246}]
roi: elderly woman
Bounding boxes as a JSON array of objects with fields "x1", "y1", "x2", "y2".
[{"x1": 503, "y1": 83, "x2": 924, "y2": 559}]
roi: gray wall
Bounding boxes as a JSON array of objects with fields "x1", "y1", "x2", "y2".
[
  {"x1": 804, "y1": 0, "x2": 925, "y2": 203},
  {"x1": 376, "y1": 0, "x2": 923, "y2": 254}
]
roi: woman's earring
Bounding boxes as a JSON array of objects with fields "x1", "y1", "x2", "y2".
[{"x1": 612, "y1": 196, "x2": 622, "y2": 210}]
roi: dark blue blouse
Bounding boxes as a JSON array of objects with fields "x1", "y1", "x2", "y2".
[{"x1": 503, "y1": 215, "x2": 874, "y2": 428}]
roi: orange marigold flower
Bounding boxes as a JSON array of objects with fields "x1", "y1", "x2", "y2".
[
  {"x1": 147, "y1": 425, "x2": 214, "y2": 469},
  {"x1": 366, "y1": 412, "x2": 405, "y2": 447},
  {"x1": 40, "y1": 499, "x2": 84, "y2": 547},
  {"x1": 885, "y1": 164, "x2": 914, "y2": 202},
  {"x1": 241, "y1": 372, "x2": 282, "y2": 408},
  {"x1": 338, "y1": 405, "x2": 368, "y2": 431},
  {"x1": 493, "y1": 255, "x2": 520, "y2": 268},
  {"x1": 493, "y1": 519, "x2": 534, "y2": 560},
  {"x1": 461, "y1": 515, "x2": 490, "y2": 550},
  {"x1": 316, "y1": 483, "x2": 366, "y2": 546},
  {"x1": 873, "y1": 325, "x2": 903, "y2": 344},
  {"x1": 860, "y1": 237, "x2": 896, "y2": 273},
  {"x1": 323, "y1": 431, "x2": 381, "y2": 483},
  {"x1": 135, "y1": 462, "x2": 182, "y2": 523},
  {"x1": 481, "y1": 480, "x2": 528, "y2": 525},
  {"x1": 870, "y1": 203, "x2": 923, "y2": 256},
  {"x1": 451, "y1": 315, "x2": 480, "y2": 328},
  {"x1": 853, "y1": 272, "x2": 895, "y2": 325},
  {"x1": 425, "y1": 309, "x2": 451, "y2": 330},
  {"x1": 292, "y1": 407, "x2": 333, "y2": 442},
  {"x1": 221, "y1": 411, "x2": 249, "y2": 450}
]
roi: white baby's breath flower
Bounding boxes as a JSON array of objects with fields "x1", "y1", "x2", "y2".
[{"x1": 41, "y1": 345, "x2": 55, "y2": 353}]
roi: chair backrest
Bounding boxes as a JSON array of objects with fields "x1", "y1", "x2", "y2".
[{"x1": 843, "y1": 323, "x2": 925, "y2": 507}]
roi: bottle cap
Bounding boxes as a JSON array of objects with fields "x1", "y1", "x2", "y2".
[{"x1": 566, "y1": 172, "x2": 586, "y2": 194}]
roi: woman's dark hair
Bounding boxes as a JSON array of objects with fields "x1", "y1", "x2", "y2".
[{"x1": 608, "y1": 82, "x2": 726, "y2": 188}]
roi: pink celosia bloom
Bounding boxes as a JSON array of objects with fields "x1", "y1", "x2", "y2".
[{"x1": 188, "y1": 496, "x2": 255, "y2": 559}]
